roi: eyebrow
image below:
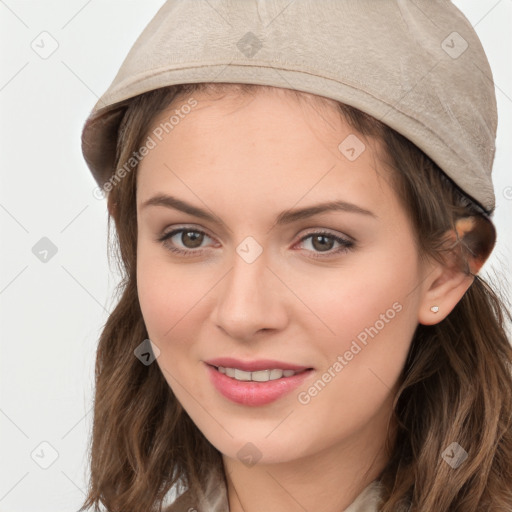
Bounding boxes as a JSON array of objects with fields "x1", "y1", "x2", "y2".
[{"x1": 140, "y1": 194, "x2": 376, "y2": 226}]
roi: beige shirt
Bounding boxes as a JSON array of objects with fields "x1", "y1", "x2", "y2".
[{"x1": 164, "y1": 468, "x2": 384, "y2": 511}]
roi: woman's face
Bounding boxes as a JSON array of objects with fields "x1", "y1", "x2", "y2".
[{"x1": 136, "y1": 87, "x2": 428, "y2": 466}]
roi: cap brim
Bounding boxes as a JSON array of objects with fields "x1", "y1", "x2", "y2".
[{"x1": 81, "y1": 101, "x2": 131, "y2": 191}]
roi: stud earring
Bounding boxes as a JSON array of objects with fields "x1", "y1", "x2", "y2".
[{"x1": 430, "y1": 306, "x2": 439, "y2": 313}]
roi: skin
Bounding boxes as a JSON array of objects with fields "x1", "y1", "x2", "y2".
[{"x1": 135, "y1": 86, "x2": 476, "y2": 512}]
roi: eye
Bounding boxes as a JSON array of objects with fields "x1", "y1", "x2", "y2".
[
  {"x1": 157, "y1": 226, "x2": 355, "y2": 259},
  {"x1": 157, "y1": 227, "x2": 216, "y2": 256},
  {"x1": 295, "y1": 231, "x2": 355, "y2": 259}
]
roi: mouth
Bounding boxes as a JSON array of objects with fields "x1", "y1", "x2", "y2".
[
  {"x1": 209, "y1": 364, "x2": 312, "y2": 382},
  {"x1": 204, "y1": 359, "x2": 315, "y2": 406}
]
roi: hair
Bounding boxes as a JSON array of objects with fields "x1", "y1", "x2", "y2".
[{"x1": 79, "y1": 82, "x2": 512, "y2": 512}]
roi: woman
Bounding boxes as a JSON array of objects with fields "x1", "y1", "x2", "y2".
[{"x1": 79, "y1": 1, "x2": 512, "y2": 511}]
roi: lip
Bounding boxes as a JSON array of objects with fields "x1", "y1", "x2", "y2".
[
  {"x1": 204, "y1": 361, "x2": 314, "y2": 406},
  {"x1": 204, "y1": 357, "x2": 311, "y2": 372}
]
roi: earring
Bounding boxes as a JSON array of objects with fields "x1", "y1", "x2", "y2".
[{"x1": 430, "y1": 306, "x2": 439, "y2": 313}]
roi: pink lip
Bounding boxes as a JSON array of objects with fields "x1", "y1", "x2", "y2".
[
  {"x1": 205, "y1": 357, "x2": 311, "y2": 372},
  {"x1": 204, "y1": 361, "x2": 314, "y2": 407}
]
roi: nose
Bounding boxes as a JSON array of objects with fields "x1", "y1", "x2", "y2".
[{"x1": 211, "y1": 249, "x2": 289, "y2": 341}]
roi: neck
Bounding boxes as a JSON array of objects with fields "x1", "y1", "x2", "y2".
[{"x1": 223, "y1": 407, "x2": 396, "y2": 512}]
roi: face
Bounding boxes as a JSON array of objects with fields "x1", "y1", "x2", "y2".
[{"x1": 136, "y1": 86, "x2": 427, "y2": 467}]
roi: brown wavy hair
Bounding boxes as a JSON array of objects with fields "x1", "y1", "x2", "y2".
[{"x1": 79, "y1": 83, "x2": 512, "y2": 512}]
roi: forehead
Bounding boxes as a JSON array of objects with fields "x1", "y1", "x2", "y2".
[
  {"x1": 147, "y1": 86, "x2": 347, "y2": 142},
  {"x1": 136, "y1": 86, "x2": 392, "y2": 213}
]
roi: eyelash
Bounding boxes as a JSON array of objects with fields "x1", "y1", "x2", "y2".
[{"x1": 157, "y1": 226, "x2": 355, "y2": 259}]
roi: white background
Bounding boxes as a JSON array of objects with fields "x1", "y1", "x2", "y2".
[{"x1": 0, "y1": 1, "x2": 511, "y2": 511}]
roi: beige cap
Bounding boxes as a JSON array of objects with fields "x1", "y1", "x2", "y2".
[{"x1": 81, "y1": 0, "x2": 498, "y2": 213}]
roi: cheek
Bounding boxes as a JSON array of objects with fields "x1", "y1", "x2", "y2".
[
  {"x1": 137, "y1": 245, "x2": 198, "y2": 346},
  {"x1": 136, "y1": 251, "x2": 211, "y2": 406},
  {"x1": 136, "y1": 244, "x2": 223, "y2": 374},
  {"x1": 293, "y1": 241, "x2": 419, "y2": 339},
  {"x1": 291, "y1": 243, "x2": 420, "y2": 403}
]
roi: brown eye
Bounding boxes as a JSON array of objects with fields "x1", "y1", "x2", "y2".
[
  {"x1": 180, "y1": 230, "x2": 204, "y2": 248},
  {"x1": 297, "y1": 231, "x2": 355, "y2": 259},
  {"x1": 311, "y1": 234, "x2": 336, "y2": 252},
  {"x1": 158, "y1": 228, "x2": 214, "y2": 255}
]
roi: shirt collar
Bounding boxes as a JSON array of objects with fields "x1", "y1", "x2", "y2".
[{"x1": 164, "y1": 468, "x2": 384, "y2": 511}]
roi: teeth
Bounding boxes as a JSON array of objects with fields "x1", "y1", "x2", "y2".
[
  {"x1": 234, "y1": 369, "x2": 252, "y2": 381},
  {"x1": 252, "y1": 370, "x2": 272, "y2": 382},
  {"x1": 216, "y1": 366, "x2": 301, "y2": 382},
  {"x1": 269, "y1": 369, "x2": 283, "y2": 380}
]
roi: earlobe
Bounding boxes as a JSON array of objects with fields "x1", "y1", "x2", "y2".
[{"x1": 418, "y1": 267, "x2": 474, "y2": 326}]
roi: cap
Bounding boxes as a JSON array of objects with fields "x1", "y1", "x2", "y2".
[{"x1": 81, "y1": 0, "x2": 498, "y2": 213}]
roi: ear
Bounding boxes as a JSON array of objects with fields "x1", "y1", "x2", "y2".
[{"x1": 418, "y1": 215, "x2": 496, "y2": 326}]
